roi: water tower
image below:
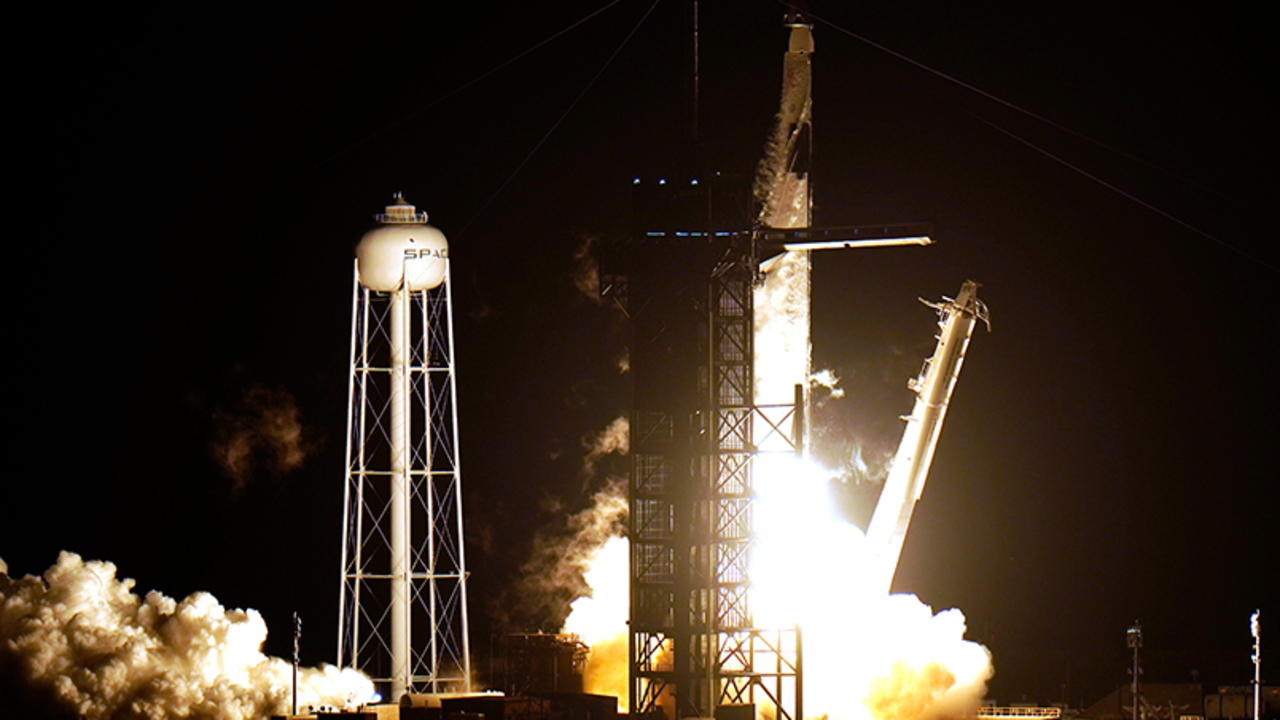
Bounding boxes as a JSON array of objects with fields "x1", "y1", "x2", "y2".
[{"x1": 337, "y1": 193, "x2": 471, "y2": 701}]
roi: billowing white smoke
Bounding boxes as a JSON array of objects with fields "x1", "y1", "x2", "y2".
[
  {"x1": 810, "y1": 369, "x2": 845, "y2": 400},
  {"x1": 582, "y1": 416, "x2": 629, "y2": 479},
  {"x1": 0, "y1": 552, "x2": 374, "y2": 719},
  {"x1": 507, "y1": 475, "x2": 630, "y2": 706},
  {"x1": 505, "y1": 476, "x2": 628, "y2": 632},
  {"x1": 507, "y1": 415, "x2": 632, "y2": 704}
]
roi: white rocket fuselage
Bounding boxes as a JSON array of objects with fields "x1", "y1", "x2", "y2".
[{"x1": 865, "y1": 281, "x2": 988, "y2": 594}]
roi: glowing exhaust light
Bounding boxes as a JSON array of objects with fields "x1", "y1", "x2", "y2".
[
  {"x1": 562, "y1": 535, "x2": 631, "y2": 711},
  {"x1": 752, "y1": 455, "x2": 877, "y2": 628},
  {"x1": 749, "y1": 453, "x2": 993, "y2": 720},
  {"x1": 746, "y1": 250, "x2": 993, "y2": 720},
  {"x1": 563, "y1": 536, "x2": 629, "y2": 645}
]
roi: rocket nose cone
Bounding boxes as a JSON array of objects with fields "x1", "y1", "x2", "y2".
[{"x1": 788, "y1": 24, "x2": 814, "y2": 54}]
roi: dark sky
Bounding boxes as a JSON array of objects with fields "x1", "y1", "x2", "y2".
[{"x1": 7, "y1": 0, "x2": 1275, "y2": 710}]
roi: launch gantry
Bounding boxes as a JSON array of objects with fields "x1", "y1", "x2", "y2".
[{"x1": 606, "y1": 14, "x2": 977, "y2": 720}]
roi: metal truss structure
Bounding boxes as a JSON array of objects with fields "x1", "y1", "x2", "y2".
[
  {"x1": 614, "y1": 177, "x2": 802, "y2": 720},
  {"x1": 338, "y1": 260, "x2": 471, "y2": 698},
  {"x1": 709, "y1": 245, "x2": 803, "y2": 720}
]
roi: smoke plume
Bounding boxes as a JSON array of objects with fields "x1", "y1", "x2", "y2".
[
  {"x1": 212, "y1": 385, "x2": 312, "y2": 492},
  {"x1": 581, "y1": 416, "x2": 629, "y2": 479},
  {"x1": 498, "y1": 479, "x2": 627, "y2": 632},
  {"x1": 811, "y1": 369, "x2": 846, "y2": 400},
  {"x1": 0, "y1": 552, "x2": 374, "y2": 719},
  {"x1": 572, "y1": 236, "x2": 600, "y2": 302}
]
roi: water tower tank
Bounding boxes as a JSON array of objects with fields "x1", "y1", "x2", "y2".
[{"x1": 356, "y1": 193, "x2": 449, "y2": 291}]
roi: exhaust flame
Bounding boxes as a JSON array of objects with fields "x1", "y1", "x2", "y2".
[
  {"x1": 753, "y1": 455, "x2": 993, "y2": 720},
  {"x1": 551, "y1": 269, "x2": 993, "y2": 720},
  {"x1": 562, "y1": 536, "x2": 630, "y2": 710},
  {"x1": 0, "y1": 552, "x2": 374, "y2": 719}
]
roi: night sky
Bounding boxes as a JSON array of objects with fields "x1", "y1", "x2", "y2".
[{"x1": 7, "y1": 0, "x2": 1275, "y2": 711}]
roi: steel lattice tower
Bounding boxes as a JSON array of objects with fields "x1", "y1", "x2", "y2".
[
  {"x1": 603, "y1": 173, "x2": 802, "y2": 720},
  {"x1": 609, "y1": 15, "x2": 935, "y2": 718},
  {"x1": 338, "y1": 194, "x2": 471, "y2": 702}
]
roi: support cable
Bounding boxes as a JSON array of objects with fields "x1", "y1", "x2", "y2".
[
  {"x1": 460, "y1": 0, "x2": 663, "y2": 236},
  {"x1": 962, "y1": 110, "x2": 1275, "y2": 272},
  {"x1": 786, "y1": 2, "x2": 1271, "y2": 272},
  {"x1": 796, "y1": 4, "x2": 1232, "y2": 203},
  {"x1": 280, "y1": 0, "x2": 627, "y2": 189}
]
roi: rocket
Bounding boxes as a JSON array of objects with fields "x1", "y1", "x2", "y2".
[{"x1": 864, "y1": 280, "x2": 990, "y2": 594}]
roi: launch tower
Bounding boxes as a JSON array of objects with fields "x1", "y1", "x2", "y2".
[
  {"x1": 607, "y1": 172, "x2": 802, "y2": 720},
  {"x1": 608, "y1": 15, "x2": 943, "y2": 720},
  {"x1": 338, "y1": 194, "x2": 472, "y2": 701}
]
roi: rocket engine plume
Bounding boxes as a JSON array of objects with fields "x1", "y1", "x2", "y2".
[
  {"x1": 752, "y1": 456, "x2": 993, "y2": 720},
  {"x1": 743, "y1": 17, "x2": 995, "y2": 720},
  {"x1": 0, "y1": 552, "x2": 374, "y2": 720}
]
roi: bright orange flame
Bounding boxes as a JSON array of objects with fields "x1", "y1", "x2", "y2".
[
  {"x1": 562, "y1": 536, "x2": 630, "y2": 711},
  {"x1": 562, "y1": 457, "x2": 991, "y2": 720},
  {"x1": 560, "y1": 254, "x2": 992, "y2": 720},
  {"x1": 754, "y1": 454, "x2": 992, "y2": 720}
]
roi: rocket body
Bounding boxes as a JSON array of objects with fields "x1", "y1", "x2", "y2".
[{"x1": 865, "y1": 281, "x2": 988, "y2": 594}]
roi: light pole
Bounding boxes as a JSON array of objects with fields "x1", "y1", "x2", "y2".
[
  {"x1": 1128, "y1": 622, "x2": 1143, "y2": 720},
  {"x1": 1251, "y1": 610, "x2": 1261, "y2": 720}
]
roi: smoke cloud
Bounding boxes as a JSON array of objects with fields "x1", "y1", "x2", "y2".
[
  {"x1": 561, "y1": 533, "x2": 629, "y2": 710},
  {"x1": 852, "y1": 601, "x2": 993, "y2": 720},
  {"x1": 572, "y1": 236, "x2": 604, "y2": 305},
  {"x1": 811, "y1": 369, "x2": 846, "y2": 400},
  {"x1": 497, "y1": 479, "x2": 627, "y2": 632},
  {"x1": 0, "y1": 552, "x2": 374, "y2": 719},
  {"x1": 581, "y1": 416, "x2": 629, "y2": 479},
  {"x1": 212, "y1": 385, "x2": 312, "y2": 492}
]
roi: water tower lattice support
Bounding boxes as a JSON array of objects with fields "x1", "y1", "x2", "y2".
[{"x1": 338, "y1": 258, "x2": 471, "y2": 699}]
